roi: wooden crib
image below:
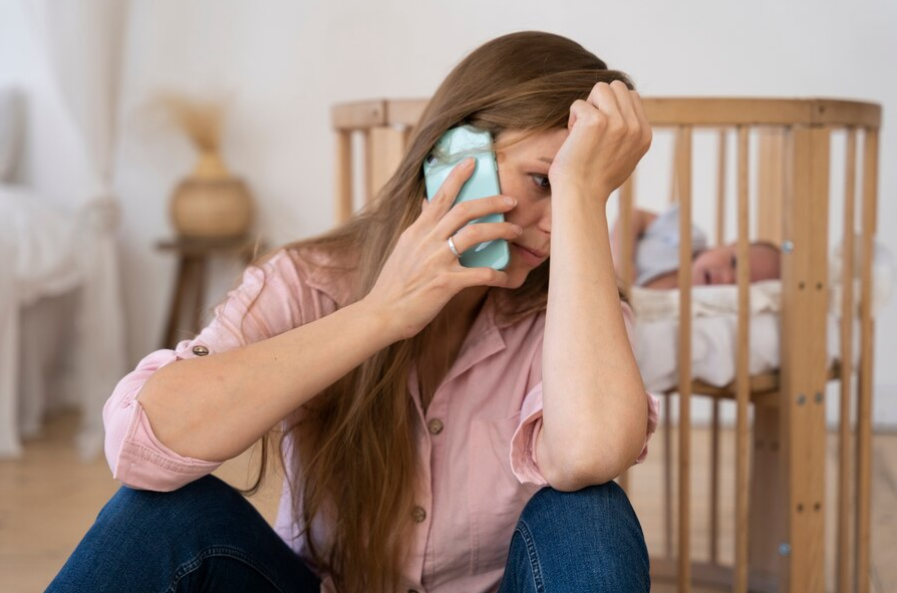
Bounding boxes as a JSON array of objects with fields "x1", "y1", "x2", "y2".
[{"x1": 330, "y1": 97, "x2": 881, "y2": 593}]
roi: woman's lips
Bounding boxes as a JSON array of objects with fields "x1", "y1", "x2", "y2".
[{"x1": 513, "y1": 243, "x2": 546, "y2": 265}]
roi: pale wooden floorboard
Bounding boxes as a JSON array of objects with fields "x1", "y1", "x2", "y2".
[{"x1": 1, "y1": 412, "x2": 894, "y2": 592}]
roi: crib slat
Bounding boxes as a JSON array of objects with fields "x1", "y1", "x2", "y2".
[
  {"x1": 757, "y1": 128, "x2": 786, "y2": 245},
  {"x1": 734, "y1": 126, "x2": 751, "y2": 593},
  {"x1": 335, "y1": 130, "x2": 353, "y2": 223},
  {"x1": 855, "y1": 128, "x2": 878, "y2": 593},
  {"x1": 709, "y1": 128, "x2": 727, "y2": 566},
  {"x1": 669, "y1": 129, "x2": 680, "y2": 205},
  {"x1": 664, "y1": 393, "x2": 674, "y2": 558},
  {"x1": 837, "y1": 128, "x2": 857, "y2": 593},
  {"x1": 363, "y1": 130, "x2": 374, "y2": 205},
  {"x1": 676, "y1": 126, "x2": 693, "y2": 593},
  {"x1": 715, "y1": 129, "x2": 727, "y2": 245},
  {"x1": 369, "y1": 127, "x2": 406, "y2": 203},
  {"x1": 709, "y1": 398, "x2": 720, "y2": 564}
]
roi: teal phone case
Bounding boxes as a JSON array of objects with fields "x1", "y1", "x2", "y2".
[{"x1": 423, "y1": 125, "x2": 510, "y2": 271}]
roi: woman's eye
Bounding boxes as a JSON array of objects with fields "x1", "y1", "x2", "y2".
[{"x1": 531, "y1": 174, "x2": 551, "y2": 191}]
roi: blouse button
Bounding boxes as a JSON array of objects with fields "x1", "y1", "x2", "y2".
[
  {"x1": 427, "y1": 419, "x2": 444, "y2": 435},
  {"x1": 192, "y1": 345, "x2": 210, "y2": 356},
  {"x1": 411, "y1": 506, "x2": 427, "y2": 523}
]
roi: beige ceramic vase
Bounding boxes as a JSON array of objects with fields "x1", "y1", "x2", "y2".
[{"x1": 170, "y1": 150, "x2": 253, "y2": 238}]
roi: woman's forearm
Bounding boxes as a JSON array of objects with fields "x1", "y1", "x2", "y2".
[
  {"x1": 539, "y1": 186, "x2": 648, "y2": 489},
  {"x1": 138, "y1": 299, "x2": 396, "y2": 462}
]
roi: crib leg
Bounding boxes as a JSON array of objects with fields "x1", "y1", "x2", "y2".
[
  {"x1": 709, "y1": 398, "x2": 720, "y2": 565},
  {"x1": 664, "y1": 391, "x2": 674, "y2": 559},
  {"x1": 779, "y1": 126, "x2": 830, "y2": 593},
  {"x1": 749, "y1": 403, "x2": 787, "y2": 579}
]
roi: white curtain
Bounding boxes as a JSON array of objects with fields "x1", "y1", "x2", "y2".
[{"x1": 27, "y1": 0, "x2": 130, "y2": 459}]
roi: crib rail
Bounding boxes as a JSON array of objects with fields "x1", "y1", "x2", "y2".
[{"x1": 331, "y1": 97, "x2": 881, "y2": 593}]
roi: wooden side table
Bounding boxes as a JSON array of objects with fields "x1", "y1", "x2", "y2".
[{"x1": 156, "y1": 235, "x2": 266, "y2": 349}]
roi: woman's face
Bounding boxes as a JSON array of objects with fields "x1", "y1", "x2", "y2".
[{"x1": 493, "y1": 128, "x2": 568, "y2": 288}]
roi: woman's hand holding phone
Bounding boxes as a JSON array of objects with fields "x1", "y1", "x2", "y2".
[
  {"x1": 364, "y1": 159, "x2": 523, "y2": 341},
  {"x1": 549, "y1": 80, "x2": 652, "y2": 202}
]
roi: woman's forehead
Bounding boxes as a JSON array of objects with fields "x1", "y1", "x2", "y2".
[{"x1": 495, "y1": 128, "x2": 568, "y2": 159}]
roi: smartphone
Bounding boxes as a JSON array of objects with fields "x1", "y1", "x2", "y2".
[{"x1": 423, "y1": 125, "x2": 510, "y2": 271}]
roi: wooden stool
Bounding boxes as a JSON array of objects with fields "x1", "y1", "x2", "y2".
[{"x1": 156, "y1": 235, "x2": 265, "y2": 348}]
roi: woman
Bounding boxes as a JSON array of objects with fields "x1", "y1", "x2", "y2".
[{"x1": 48, "y1": 31, "x2": 659, "y2": 593}]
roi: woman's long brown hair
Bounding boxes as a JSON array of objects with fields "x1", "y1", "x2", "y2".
[{"x1": 246, "y1": 31, "x2": 634, "y2": 593}]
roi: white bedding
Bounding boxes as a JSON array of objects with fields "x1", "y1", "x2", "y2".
[
  {"x1": 633, "y1": 310, "x2": 844, "y2": 393},
  {"x1": 629, "y1": 245, "x2": 894, "y2": 393}
]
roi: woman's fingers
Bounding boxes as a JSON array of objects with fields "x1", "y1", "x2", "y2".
[
  {"x1": 448, "y1": 221, "x2": 523, "y2": 256},
  {"x1": 587, "y1": 81, "x2": 621, "y2": 120},
  {"x1": 630, "y1": 91, "x2": 653, "y2": 147},
  {"x1": 582, "y1": 81, "x2": 651, "y2": 151},
  {"x1": 582, "y1": 81, "x2": 642, "y2": 137},
  {"x1": 433, "y1": 194, "x2": 517, "y2": 239},
  {"x1": 452, "y1": 266, "x2": 513, "y2": 290},
  {"x1": 568, "y1": 99, "x2": 597, "y2": 131},
  {"x1": 609, "y1": 81, "x2": 640, "y2": 130}
]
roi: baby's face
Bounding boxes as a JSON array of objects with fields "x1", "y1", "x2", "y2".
[{"x1": 691, "y1": 243, "x2": 781, "y2": 286}]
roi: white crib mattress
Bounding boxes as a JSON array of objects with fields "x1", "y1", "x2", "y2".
[
  {"x1": 627, "y1": 240, "x2": 895, "y2": 393},
  {"x1": 633, "y1": 311, "x2": 845, "y2": 393}
]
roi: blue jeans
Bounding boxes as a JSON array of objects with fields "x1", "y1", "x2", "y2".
[{"x1": 47, "y1": 475, "x2": 649, "y2": 592}]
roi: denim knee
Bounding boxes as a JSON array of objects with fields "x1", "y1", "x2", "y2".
[
  {"x1": 48, "y1": 476, "x2": 321, "y2": 593},
  {"x1": 501, "y1": 481, "x2": 650, "y2": 593},
  {"x1": 522, "y1": 480, "x2": 640, "y2": 528},
  {"x1": 96, "y1": 475, "x2": 241, "y2": 536}
]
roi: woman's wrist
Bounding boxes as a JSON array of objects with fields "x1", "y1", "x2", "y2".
[
  {"x1": 353, "y1": 296, "x2": 409, "y2": 344},
  {"x1": 551, "y1": 181, "x2": 612, "y2": 210}
]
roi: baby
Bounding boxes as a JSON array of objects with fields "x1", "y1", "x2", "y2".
[{"x1": 612, "y1": 205, "x2": 781, "y2": 290}]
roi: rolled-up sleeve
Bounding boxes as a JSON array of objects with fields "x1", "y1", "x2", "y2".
[
  {"x1": 509, "y1": 382, "x2": 548, "y2": 487},
  {"x1": 509, "y1": 302, "x2": 661, "y2": 487},
  {"x1": 103, "y1": 249, "x2": 336, "y2": 491}
]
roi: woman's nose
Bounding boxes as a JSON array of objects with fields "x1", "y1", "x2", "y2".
[{"x1": 536, "y1": 200, "x2": 552, "y2": 234}]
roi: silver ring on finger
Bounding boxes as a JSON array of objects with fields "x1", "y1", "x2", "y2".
[{"x1": 447, "y1": 236, "x2": 461, "y2": 258}]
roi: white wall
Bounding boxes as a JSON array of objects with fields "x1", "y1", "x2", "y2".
[{"x1": 1, "y1": 0, "x2": 895, "y2": 427}]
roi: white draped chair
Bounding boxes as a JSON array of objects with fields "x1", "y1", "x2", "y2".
[{"x1": 0, "y1": 1, "x2": 130, "y2": 459}]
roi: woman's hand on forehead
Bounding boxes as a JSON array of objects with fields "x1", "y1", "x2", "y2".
[{"x1": 549, "y1": 80, "x2": 652, "y2": 201}]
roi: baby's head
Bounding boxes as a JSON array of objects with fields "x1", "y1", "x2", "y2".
[{"x1": 691, "y1": 241, "x2": 781, "y2": 286}]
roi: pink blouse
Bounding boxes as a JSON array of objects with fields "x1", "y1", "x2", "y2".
[{"x1": 103, "y1": 247, "x2": 660, "y2": 593}]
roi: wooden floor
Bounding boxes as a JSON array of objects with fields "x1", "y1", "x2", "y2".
[{"x1": 1, "y1": 412, "x2": 895, "y2": 593}]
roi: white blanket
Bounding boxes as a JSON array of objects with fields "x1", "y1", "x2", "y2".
[
  {"x1": 629, "y1": 240, "x2": 894, "y2": 393},
  {"x1": 629, "y1": 238, "x2": 894, "y2": 324},
  {"x1": 633, "y1": 312, "x2": 848, "y2": 393}
]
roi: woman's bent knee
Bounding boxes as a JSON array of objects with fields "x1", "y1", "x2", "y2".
[
  {"x1": 522, "y1": 480, "x2": 640, "y2": 529},
  {"x1": 97, "y1": 475, "x2": 236, "y2": 534},
  {"x1": 504, "y1": 481, "x2": 650, "y2": 592}
]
